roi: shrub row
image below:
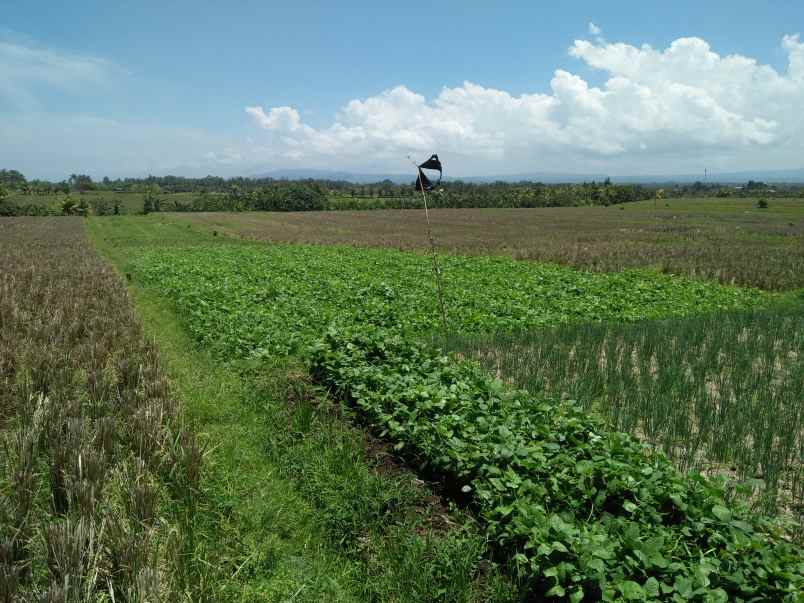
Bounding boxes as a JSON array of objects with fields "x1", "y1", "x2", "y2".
[{"x1": 309, "y1": 310, "x2": 803, "y2": 601}]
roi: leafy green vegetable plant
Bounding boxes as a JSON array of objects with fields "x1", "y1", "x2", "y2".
[
  {"x1": 309, "y1": 306, "x2": 803, "y2": 601},
  {"x1": 131, "y1": 244, "x2": 768, "y2": 359}
]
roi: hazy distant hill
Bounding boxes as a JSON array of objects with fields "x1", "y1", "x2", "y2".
[
  {"x1": 254, "y1": 167, "x2": 804, "y2": 184},
  {"x1": 254, "y1": 169, "x2": 410, "y2": 183},
  {"x1": 254, "y1": 169, "x2": 609, "y2": 184},
  {"x1": 614, "y1": 168, "x2": 804, "y2": 184}
]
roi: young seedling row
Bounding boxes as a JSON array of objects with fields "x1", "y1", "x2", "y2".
[{"x1": 442, "y1": 306, "x2": 804, "y2": 530}]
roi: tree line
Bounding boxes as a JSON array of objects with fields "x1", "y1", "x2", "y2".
[{"x1": 2, "y1": 168, "x2": 803, "y2": 216}]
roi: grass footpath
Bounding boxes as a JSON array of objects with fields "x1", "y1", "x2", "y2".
[
  {"x1": 88, "y1": 216, "x2": 514, "y2": 602},
  {"x1": 113, "y1": 290, "x2": 363, "y2": 601}
]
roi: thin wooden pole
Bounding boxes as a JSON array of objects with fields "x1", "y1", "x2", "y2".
[{"x1": 416, "y1": 166, "x2": 449, "y2": 334}]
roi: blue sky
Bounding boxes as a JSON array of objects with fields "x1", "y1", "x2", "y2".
[{"x1": 2, "y1": 1, "x2": 803, "y2": 179}]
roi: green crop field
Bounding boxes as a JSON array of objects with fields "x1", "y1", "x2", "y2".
[
  {"x1": 82, "y1": 214, "x2": 802, "y2": 600},
  {"x1": 4, "y1": 211, "x2": 803, "y2": 601},
  {"x1": 114, "y1": 216, "x2": 802, "y2": 529},
  {"x1": 441, "y1": 306, "x2": 804, "y2": 525},
  {"x1": 127, "y1": 241, "x2": 766, "y2": 357}
]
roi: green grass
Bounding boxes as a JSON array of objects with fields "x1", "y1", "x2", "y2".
[
  {"x1": 623, "y1": 196, "x2": 804, "y2": 217},
  {"x1": 108, "y1": 291, "x2": 362, "y2": 601},
  {"x1": 88, "y1": 216, "x2": 515, "y2": 602},
  {"x1": 90, "y1": 212, "x2": 230, "y2": 248}
]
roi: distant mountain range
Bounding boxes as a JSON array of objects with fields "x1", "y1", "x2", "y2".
[
  {"x1": 254, "y1": 167, "x2": 804, "y2": 185},
  {"x1": 254, "y1": 169, "x2": 412, "y2": 183},
  {"x1": 614, "y1": 168, "x2": 804, "y2": 184},
  {"x1": 253, "y1": 168, "x2": 609, "y2": 184}
]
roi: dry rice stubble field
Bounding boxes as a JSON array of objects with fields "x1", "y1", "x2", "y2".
[
  {"x1": 177, "y1": 197, "x2": 804, "y2": 290},
  {"x1": 0, "y1": 217, "x2": 202, "y2": 600}
]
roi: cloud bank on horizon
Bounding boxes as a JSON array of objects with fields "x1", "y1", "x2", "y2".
[{"x1": 245, "y1": 29, "x2": 804, "y2": 176}]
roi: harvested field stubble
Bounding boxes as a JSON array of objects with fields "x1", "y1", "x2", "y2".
[
  {"x1": 0, "y1": 217, "x2": 200, "y2": 599},
  {"x1": 179, "y1": 198, "x2": 804, "y2": 290}
]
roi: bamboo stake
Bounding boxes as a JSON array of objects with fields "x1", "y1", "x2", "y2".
[{"x1": 414, "y1": 162, "x2": 449, "y2": 334}]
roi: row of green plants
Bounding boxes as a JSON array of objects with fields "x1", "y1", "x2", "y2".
[
  {"x1": 308, "y1": 293, "x2": 803, "y2": 601},
  {"x1": 90, "y1": 213, "x2": 522, "y2": 600},
  {"x1": 0, "y1": 193, "x2": 121, "y2": 216},
  {"x1": 440, "y1": 304, "x2": 804, "y2": 529},
  {"x1": 129, "y1": 244, "x2": 768, "y2": 359},
  {"x1": 2, "y1": 180, "x2": 655, "y2": 216},
  {"x1": 226, "y1": 181, "x2": 651, "y2": 211},
  {"x1": 326, "y1": 186, "x2": 645, "y2": 210}
]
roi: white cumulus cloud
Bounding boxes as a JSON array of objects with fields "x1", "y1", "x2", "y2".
[
  {"x1": 245, "y1": 105, "x2": 307, "y2": 132},
  {"x1": 245, "y1": 33, "x2": 804, "y2": 175},
  {"x1": 588, "y1": 22, "x2": 602, "y2": 36}
]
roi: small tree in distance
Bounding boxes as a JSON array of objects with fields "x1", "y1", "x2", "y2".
[
  {"x1": 68, "y1": 174, "x2": 96, "y2": 192},
  {"x1": 60, "y1": 196, "x2": 78, "y2": 215},
  {"x1": 0, "y1": 184, "x2": 9, "y2": 216},
  {"x1": 143, "y1": 185, "x2": 161, "y2": 214}
]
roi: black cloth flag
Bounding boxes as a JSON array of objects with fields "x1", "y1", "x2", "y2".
[{"x1": 415, "y1": 154, "x2": 442, "y2": 191}]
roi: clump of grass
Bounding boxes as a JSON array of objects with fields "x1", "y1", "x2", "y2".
[
  {"x1": 0, "y1": 218, "x2": 199, "y2": 599},
  {"x1": 246, "y1": 364, "x2": 518, "y2": 602}
]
